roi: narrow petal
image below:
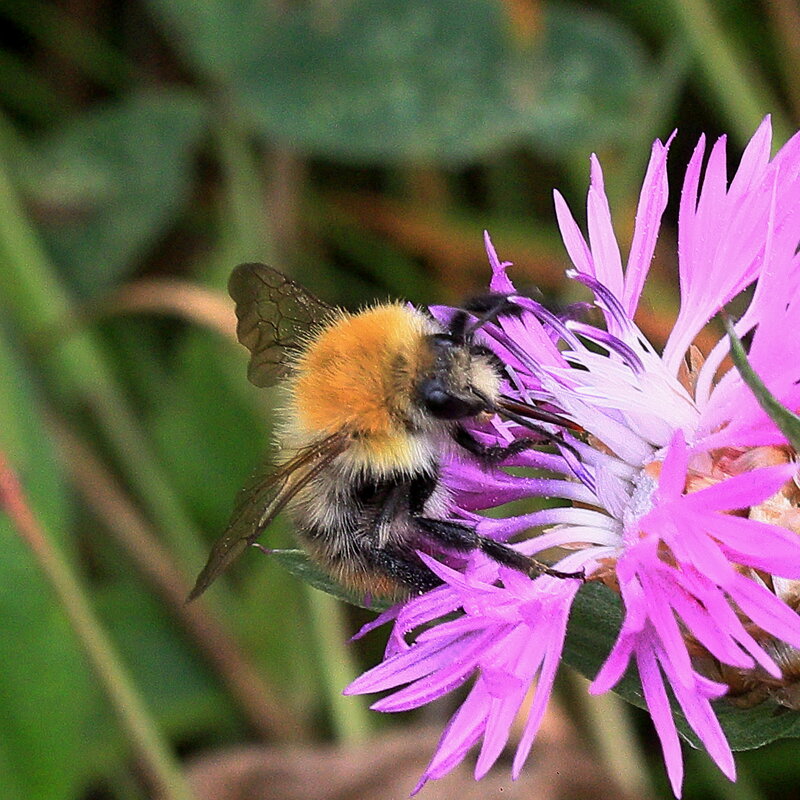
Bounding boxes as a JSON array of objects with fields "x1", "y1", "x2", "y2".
[
  {"x1": 512, "y1": 602, "x2": 571, "y2": 775},
  {"x1": 682, "y1": 463, "x2": 797, "y2": 512},
  {"x1": 637, "y1": 646, "x2": 684, "y2": 797},
  {"x1": 554, "y1": 190, "x2": 594, "y2": 276},
  {"x1": 623, "y1": 136, "x2": 672, "y2": 315},
  {"x1": 587, "y1": 155, "x2": 624, "y2": 301}
]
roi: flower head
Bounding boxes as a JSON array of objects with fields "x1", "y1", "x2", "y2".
[{"x1": 346, "y1": 117, "x2": 800, "y2": 796}]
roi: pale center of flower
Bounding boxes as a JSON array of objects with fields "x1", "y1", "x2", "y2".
[{"x1": 621, "y1": 465, "x2": 659, "y2": 545}]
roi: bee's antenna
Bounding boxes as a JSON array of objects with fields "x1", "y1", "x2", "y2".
[
  {"x1": 471, "y1": 390, "x2": 582, "y2": 463},
  {"x1": 497, "y1": 396, "x2": 583, "y2": 432},
  {"x1": 462, "y1": 294, "x2": 521, "y2": 338},
  {"x1": 493, "y1": 405, "x2": 582, "y2": 463}
]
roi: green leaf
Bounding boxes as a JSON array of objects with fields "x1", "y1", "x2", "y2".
[
  {"x1": 95, "y1": 576, "x2": 238, "y2": 736},
  {"x1": 237, "y1": 0, "x2": 516, "y2": 164},
  {"x1": 564, "y1": 582, "x2": 800, "y2": 752},
  {"x1": 270, "y1": 549, "x2": 394, "y2": 612},
  {"x1": 0, "y1": 325, "x2": 97, "y2": 800},
  {"x1": 147, "y1": 0, "x2": 647, "y2": 164},
  {"x1": 279, "y1": 538, "x2": 800, "y2": 751},
  {"x1": 18, "y1": 90, "x2": 207, "y2": 295},
  {"x1": 522, "y1": 5, "x2": 648, "y2": 156},
  {"x1": 148, "y1": 331, "x2": 264, "y2": 534},
  {"x1": 144, "y1": 0, "x2": 266, "y2": 85},
  {"x1": 723, "y1": 313, "x2": 800, "y2": 450}
]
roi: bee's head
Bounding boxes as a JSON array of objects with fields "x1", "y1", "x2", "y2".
[
  {"x1": 417, "y1": 332, "x2": 503, "y2": 422},
  {"x1": 413, "y1": 294, "x2": 522, "y2": 423}
]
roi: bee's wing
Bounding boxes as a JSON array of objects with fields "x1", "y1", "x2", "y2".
[
  {"x1": 229, "y1": 263, "x2": 338, "y2": 387},
  {"x1": 188, "y1": 431, "x2": 348, "y2": 600}
]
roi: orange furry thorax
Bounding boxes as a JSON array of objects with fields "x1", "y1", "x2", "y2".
[{"x1": 290, "y1": 303, "x2": 433, "y2": 439}]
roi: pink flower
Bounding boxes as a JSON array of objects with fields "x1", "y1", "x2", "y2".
[{"x1": 346, "y1": 117, "x2": 800, "y2": 796}]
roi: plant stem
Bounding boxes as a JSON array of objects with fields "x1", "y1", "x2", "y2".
[
  {"x1": 51, "y1": 417, "x2": 306, "y2": 742},
  {"x1": 666, "y1": 0, "x2": 792, "y2": 146},
  {"x1": 0, "y1": 111, "x2": 210, "y2": 576},
  {"x1": 0, "y1": 451, "x2": 196, "y2": 800},
  {"x1": 305, "y1": 587, "x2": 373, "y2": 743},
  {"x1": 205, "y1": 118, "x2": 275, "y2": 287},
  {"x1": 570, "y1": 674, "x2": 654, "y2": 798}
]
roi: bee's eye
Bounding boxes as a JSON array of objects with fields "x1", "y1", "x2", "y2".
[{"x1": 420, "y1": 380, "x2": 482, "y2": 420}]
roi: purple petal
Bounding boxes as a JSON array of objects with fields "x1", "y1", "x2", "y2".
[
  {"x1": 372, "y1": 630, "x2": 499, "y2": 711},
  {"x1": 713, "y1": 515, "x2": 800, "y2": 577},
  {"x1": 637, "y1": 645, "x2": 684, "y2": 797},
  {"x1": 346, "y1": 629, "x2": 482, "y2": 696},
  {"x1": 663, "y1": 661, "x2": 736, "y2": 783},
  {"x1": 590, "y1": 631, "x2": 635, "y2": 694},
  {"x1": 512, "y1": 601, "x2": 571, "y2": 775},
  {"x1": 476, "y1": 627, "x2": 546, "y2": 778},
  {"x1": 658, "y1": 430, "x2": 690, "y2": 500},
  {"x1": 638, "y1": 571, "x2": 696, "y2": 688},
  {"x1": 416, "y1": 685, "x2": 490, "y2": 789},
  {"x1": 623, "y1": 136, "x2": 672, "y2": 315},
  {"x1": 485, "y1": 231, "x2": 516, "y2": 293},
  {"x1": 554, "y1": 190, "x2": 594, "y2": 276},
  {"x1": 682, "y1": 463, "x2": 796, "y2": 512},
  {"x1": 587, "y1": 154, "x2": 624, "y2": 301},
  {"x1": 727, "y1": 572, "x2": 800, "y2": 650},
  {"x1": 729, "y1": 116, "x2": 772, "y2": 197}
]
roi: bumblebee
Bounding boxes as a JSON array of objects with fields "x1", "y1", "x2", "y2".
[{"x1": 189, "y1": 264, "x2": 582, "y2": 601}]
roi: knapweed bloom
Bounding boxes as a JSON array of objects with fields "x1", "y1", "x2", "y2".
[{"x1": 345, "y1": 116, "x2": 800, "y2": 796}]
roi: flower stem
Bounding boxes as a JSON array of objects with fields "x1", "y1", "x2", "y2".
[
  {"x1": 305, "y1": 587, "x2": 373, "y2": 743},
  {"x1": 570, "y1": 675, "x2": 654, "y2": 798},
  {"x1": 0, "y1": 451, "x2": 196, "y2": 800},
  {"x1": 50, "y1": 416, "x2": 305, "y2": 742},
  {"x1": 206, "y1": 117, "x2": 277, "y2": 287},
  {"x1": 666, "y1": 0, "x2": 792, "y2": 146},
  {"x1": 0, "y1": 111, "x2": 210, "y2": 576}
]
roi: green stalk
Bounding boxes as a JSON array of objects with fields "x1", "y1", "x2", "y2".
[
  {"x1": 687, "y1": 748, "x2": 766, "y2": 800},
  {"x1": 205, "y1": 119, "x2": 275, "y2": 287},
  {"x1": 305, "y1": 587, "x2": 372, "y2": 743},
  {"x1": 666, "y1": 0, "x2": 792, "y2": 146},
  {"x1": 570, "y1": 675, "x2": 654, "y2": 798},
  {"x1": 613, "y1": 38, "x2": 693, "y2": 213},
  {"x1": 0, "y1": 453, "x2": 196, "y2": 800},
  {"x1": 0, "y1": 114, "x2": 208, "y2": 574}
]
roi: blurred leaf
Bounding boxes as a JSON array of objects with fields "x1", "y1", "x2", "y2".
[
  {"x1": 144, "y1": 0, "x2": 266, "y2": 85},
  {"x1": 237, "y1": 0, "x2": 515, "y2": 163},
  {"x1": 0, "y1": 325, "x2": 97, "y2": 800},
  {"x1": 96, "y1": 576, "x2": 239, "y2": 736},
  {"x1": 0, "y1": 48, "x2": 69, "y2": 124},
  {"x1": 522, "y1": 5, "x2": 648, "y2": 156},
  {"x1": 147, "y1": 0, "x2": 646, "y2": 164},
  {"x1": 0, "y1": 0, "x2": 132, "y2": 93},
  {"x1": 148, "y1": 331, "x2": 264, "y2": 534},
  {"x1": 18, "y1": 90, "x2": 207, "y2": 295}
]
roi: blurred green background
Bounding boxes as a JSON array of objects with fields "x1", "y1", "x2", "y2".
[{"x1": 0, "y1": 1, "x2": 798, "y2": 799}]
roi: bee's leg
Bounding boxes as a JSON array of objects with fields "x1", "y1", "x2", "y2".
[
  {"x1": 408, "y1": 471, "x2": 438, "y2": 513},
  {"x1": 414, "y1": 516, "x2": 584, "y2": 581},
  {"x1": 359, "y1": 478, "x2": 444, "y2": 594},
  {"x1": 371, "y1": 547, "x2": 442, "y2": 594},
  {"x1": 453, "y1": 425, "x2": 534, "y2": 464}
]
